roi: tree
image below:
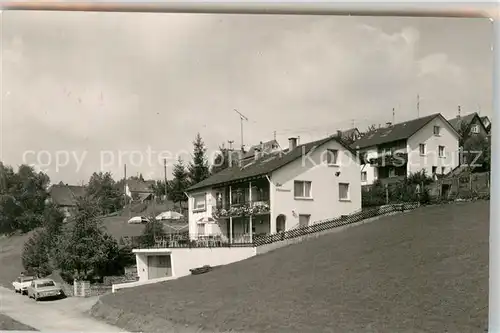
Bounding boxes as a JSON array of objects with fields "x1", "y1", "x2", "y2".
[
  {"x1": 86, "y1": 172, "x2": 122, "y2": 215},
  {"x1": 22, "y1": 229, "x2": 52, "y2": 277},
  {"x1": 43, "y1": 202, "x2": 66, "y2": 246},
  {"x1": 210, "y1": 146, "x2": 238, "y2": 175},
  {"x1": 169, "y1": 158, "x2": 189, "y2": 210},
  {"x1": 188, "y1": 133, "x2": 210, "y2": 186},
  {"x1": 152, "y1": 180, "x2": 169, "y2": 198},
  {"x1": 463, "y1": 134, "x2": 490, "y2": 171},
  {"x1": 140, "y1": 218, "x2": 166, "y2": 248},
  {"x1": 53, "y1": 196, "x2": 118, "y2": 281},
  {"x1": 0, "y1": 163, "x2": 51, "y2": 234}
]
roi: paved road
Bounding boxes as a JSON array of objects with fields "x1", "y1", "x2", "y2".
[{"x1": 0, "y1": 286, "x2": 126, "y2": 332}]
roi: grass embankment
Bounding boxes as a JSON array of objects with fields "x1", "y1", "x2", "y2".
[
  {"x1": 91, "y1": 201, "x2": 489, "y2": 333},
  {"x1": 0, "y1": 313, "x2": 38, "y2": 331}
]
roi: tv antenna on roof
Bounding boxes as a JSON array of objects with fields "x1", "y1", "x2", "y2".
[{"x1": 234, "y1": 109, "x2": 248, "y2": 151}]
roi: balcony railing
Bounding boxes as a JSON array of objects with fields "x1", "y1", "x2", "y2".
[
  {"x1": 368, "y1": 152, "x2": 408, "y2": 167},
  {"x1": 213, "y1": 200, "x2": 270, "y2": 219}
]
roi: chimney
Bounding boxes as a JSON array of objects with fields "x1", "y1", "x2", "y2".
[
  {"x1": 457, "y1": 105, "x2": 461, "y2": 119},
  {"x1": 288, "y1": 137, "x2": 298, "y2": 151},
  {"x1": 337, "y1": 130, "x2": 342, "y2": 137}
]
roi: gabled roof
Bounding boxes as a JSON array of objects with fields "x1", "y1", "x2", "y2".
[
  {"x1": 49, "y1": 184, "x2": 86, "y2": 206},
  {"x1": 187, "y1": 135, "x2": 354, "y2": 192},
  {"x1": 241, "y1": 139, "x2": 280, "y2": 160},
  {"x1": 447, "y1": 112, "x2": 479, "y2": 132},
  {"x1": 341, "y1": 128, "x2": 360, "y2": 138},
  {"x1": 350, "y1": 113, "x2": 441, "y2": 150},
  {"x1": 127, "y1": 179, "x2": 154, "y2": 193}
]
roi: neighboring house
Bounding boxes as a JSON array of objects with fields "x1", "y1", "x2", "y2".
[
  {"x1": 185, "y1": 134, "x2": 361, "y2": 244},
  {"x1": 480, "y1": 116, "x2": 491, "y2": 134},
  {"x1": 47, "y1": 183, "x2": 86, "y2": 218},
  {"x1": 125, "y1": 179, "x2": 155, "y2": 202},
  {"x1": 340, "y1": 128, "x2": 362, "y2": 143},
  {"x1": 351, "y1": 113, "x2": 460, "y2": 186},
  {"x1": 239, "y1": 139, "x2": 281, "y2": 167},
  {"x1": 447, "y1": 112, "x2": 489, "y2": 145}
]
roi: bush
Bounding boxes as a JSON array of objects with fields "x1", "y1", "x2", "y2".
[
  {"x1": 22, "y1": 229, "x2": 52, "y2": 277},
  {"x1": 140, "y1": 218, "x2": 166, "y2": 248}
]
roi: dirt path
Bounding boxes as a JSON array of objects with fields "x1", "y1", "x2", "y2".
[{"x1": 0, "y1": 287, "x2": 126, "y2": 332}]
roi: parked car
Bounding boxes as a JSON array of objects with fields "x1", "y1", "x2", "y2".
[
  {"x1": 128, "y1": 216, "x2": 150, "y2": 224},
  {"x1": 12, "y1": 275, "x2": 35, "y2": 295},
  {"x1": 27, "y1": 278, "x2": 65, "y2": 301}
]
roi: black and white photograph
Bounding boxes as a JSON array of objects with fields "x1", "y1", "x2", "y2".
[{"x1": 0, "y1": 5, "x2": 494, "y2": 333}]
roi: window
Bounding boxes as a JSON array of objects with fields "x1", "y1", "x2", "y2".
[
  {"x1": 433, "y1": 126, "x2": 441, "y2": 136},
  {"x1": 325, "y1": 149, "x2": 339, "y2": 165},
  {"x1": 419, "y1": 144, "x2": 426, "y2": 155},
  {"x1": 471, "y1": 125, "x2": 480, "y2": 134},
  {"x1": 339, "y1": 183, "x2": 350, "y2": 201},
  {"x1": 193, "y1": 194, "x2": 206, "y2": 211},
  {"x1": 438, "y1": 146, "x2": 445, "y2": 157},
  {"x1": 441, "y1": 167, "x2": 446, "y2": 175},
  {"x1": 361, "y1": 171, "x2": 367, "y2": 182},
  {"x1": 197, "y1": 223, "x2": 205, "y2": 236},
  {"x1": 299, "y1": 214, "x2": 311, "y2": 228},
  {"x1": 432, "y1": 166, "x2": 437, "y2": 174},
  {"x1": 294, "y1": 181, "x2": 312, "y2": 199},
  {"x1": 388, "y1": 168, "x2": 396, "y2": 178}
]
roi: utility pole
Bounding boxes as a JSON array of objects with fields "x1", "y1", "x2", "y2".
[
  {"x1": 123, "y1": 164, "x2": 127, "y2": 208},
  {"x1": 417, "y1": 94, "x2": 420, "y2": 118},
  {"x1": 458, "y1": 105, "x2": 461, "y2": 118},
  {"x1": 392, "y1": 107, "x2": 395, "y2": 124},
  {"x1": 163, "y1": 159, "x2": 168, "y2": 203},
  {"x1": 234, "y1": 109, "x2": 248, "y2": 151}
]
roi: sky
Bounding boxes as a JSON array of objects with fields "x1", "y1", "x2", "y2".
[{"x1": 0, "y1": 11, "x2": 493, "y2": 184}]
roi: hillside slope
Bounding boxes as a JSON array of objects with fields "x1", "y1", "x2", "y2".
[
  {"x1": 0, "y1": 232, "x2": 32, "y2": 287},
  {"x1": 92, "y1": 201, "x2": 489, "y2": 333}
]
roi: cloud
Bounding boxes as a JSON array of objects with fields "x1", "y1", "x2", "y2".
[{"x1": 0, "y1": 13, "x2": 492, "y2": 183}]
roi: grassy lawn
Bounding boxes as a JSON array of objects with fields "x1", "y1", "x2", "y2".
[
  {"x1": 0, "y1": 314, "x2": 37, "y2": 331},
  {"x1": 94, "y1": 200, "x2": 489, "y2": 333},
  {"x1": 0, "y1": 233, "x2": 31, "y2": 288}
]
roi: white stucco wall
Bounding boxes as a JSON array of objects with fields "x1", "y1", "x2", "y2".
[
  {"x1": 407, "y1": 116, "x2": 460, "y2": 176},
  {"x1": 168, "y1": 247, "x2": 256, "y2": 278},
  {"x1": 270, "y1": 139, "x2": 361, "y2": 232},
  {"x1": 187, "y1": 189, "x2": 221, "y2": 238},
  {"x1": 359, "y1": 147, "x2": 378, "y2": 185},
  {"x1": 134, "y1": 249, "x2": 170, "y2": 282}
]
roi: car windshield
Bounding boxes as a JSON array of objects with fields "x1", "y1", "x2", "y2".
[
  {"x1": 37, "y1": 281, "x2": 55, "y2": 288},
  {"x1": 21, "y1": 277, "x2": 34, "y2": 282}
]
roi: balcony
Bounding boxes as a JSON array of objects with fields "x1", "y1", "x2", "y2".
[
  {"x1": 213, "y1": 200, "x2": 270, "y2": 219},
  {"x1": 368, "y1": 152, "x2": 408, "y2": 167}
]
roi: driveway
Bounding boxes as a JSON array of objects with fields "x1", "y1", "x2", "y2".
[{"x1": 0, "y1": 287, "x2": 126, "y2": 332}]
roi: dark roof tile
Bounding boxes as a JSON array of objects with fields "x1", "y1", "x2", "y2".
[
  {"x1": 49, "y1": 184, "x2": 86, "y2": 206},
  {"x1": 350, "y1": 114, "x2": 440, "y2": 150},
  {"x1": 188, "y1": 135, "x2": 352, "y2": 191},
  {"x1": 447, "y1": 113, "x2": 477, "y2": 132}
]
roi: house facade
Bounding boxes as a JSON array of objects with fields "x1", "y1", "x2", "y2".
[
  {"x1": 125, "y1": 178, "x2": 155, "y2": 202},
  {"x1": 186, "y1": 135, "x2": 361, "y2": 244},
  {"x1": 448, "y1": 112, "x2": 489, "y2": 145},
  {"x1": 351, "y1": 113, "x2": 460, "y2": 186}
]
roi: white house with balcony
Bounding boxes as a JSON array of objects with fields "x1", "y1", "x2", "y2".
[
  {"x1": 185, "y1": 134, "x2": 362, "y2": 244},
  {"x1": 351, "y1": 113, "x2": 460, "y2": 186}
]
